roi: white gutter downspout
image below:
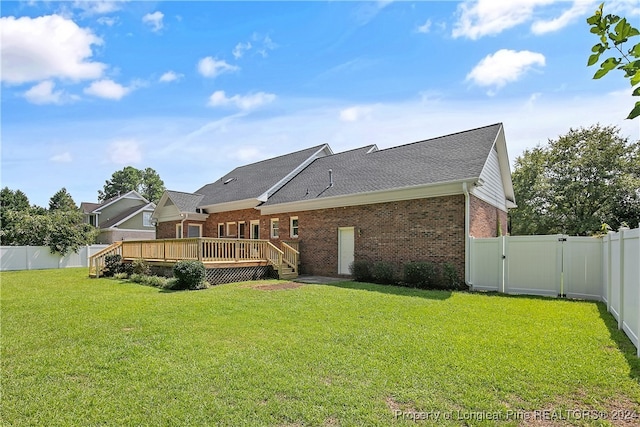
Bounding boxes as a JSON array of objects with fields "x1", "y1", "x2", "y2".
[
  {"x1": 462, "y1": 182, "x2": 471, "y2": 289},
  {"x1": 180, "y1": 213, "x2": 189, "y2": 238}
]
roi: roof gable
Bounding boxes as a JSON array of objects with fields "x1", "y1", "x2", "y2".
[
  {"x1": 196, "y1": 144, "x2": 331, "y2": 208},
  {"x1": 98, "y1": 202, "x2": 155, "y2": 229},
  {"x1": 82, "y1": 190, "x2": 149, "y2": 214}
]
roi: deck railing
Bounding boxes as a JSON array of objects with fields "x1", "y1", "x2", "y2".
[
  {"x1": 89, "y1": 238, "x2": 298, "y2": 277},
  {"x1": 89, "y1": 241, "x2": 123, "y2": 277}
]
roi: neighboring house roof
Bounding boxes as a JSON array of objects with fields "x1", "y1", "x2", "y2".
[
  {"x1": 195, "y1": 144, "x2": 332, "y2": 210},
  {"x1": 81, "y1": 190, "x2": 150, "y2": 214},
  {"x1": 261, "y1": 123, "x2": 514, "y2": 213},
  {"x1": 98, "y1": 203, "x2": 155, "y2": 229}
]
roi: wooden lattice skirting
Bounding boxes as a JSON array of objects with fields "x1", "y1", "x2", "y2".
[{"x1": 205, "y1": 266, "x2": 277, "y2": 285}]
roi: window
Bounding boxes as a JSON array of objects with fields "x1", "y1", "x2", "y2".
[
  {"x1": 238, "y1": 222, "x2": 246, "y2": 239},
  {"x1": 143, "y1": 212, "x2": 153, "y2": 227},
  {"x1": 250, "y1": 220, "x2": 260, "y2": 240},
  {"x1": 290, "y1": 216, "x2": 299, "y2": 238},
  {"x1": 270, "y1": 218, "x2": 279, "y2": 239},
  {"x1": 188, "y1": 224, "x2": 202, "y2": 238},
  {"x1": 176, "y1": 224, "x2": 183, "y2": 239},
  {"x1": 226, "y1": 222, "x2": 236, "y2": 237},
  {"x1": 218, "y1": 223, "x2": 224, "y2": 237}
]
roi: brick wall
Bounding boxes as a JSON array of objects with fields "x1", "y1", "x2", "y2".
[
  {"x1": 156, "y1": 219, "x2": 206, "y2": 239},
  {"x1": 155, "y1": 194, "x2": 508, "y2": 281},
  {"x1": 286, "y1": 195, "x2": 466, "y2": 278},
  {"x1": 469, "y1": 195, "x2": 508, "y2": 237}
]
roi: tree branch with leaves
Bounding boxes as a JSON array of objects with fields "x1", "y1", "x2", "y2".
[{"x1": 587, "y1": 2, "x2": 640, "y2": 119}]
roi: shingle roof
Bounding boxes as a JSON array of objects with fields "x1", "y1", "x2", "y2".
[
  {"x1": 264, "y1": 123, "x2": 502, "y2": 205},
  {"x1": 99, "y1": 204, "x2": 153, "y2": 229},
  {"x1": 166, "y1": 190, "x2": 204, "y2": 213},
  {"x1": 195, "y1": 144, "x2": 328, "y2": 206}
]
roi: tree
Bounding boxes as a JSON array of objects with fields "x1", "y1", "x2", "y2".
[
  {"x1": 49, "y1": 188, "x2": 77, "y2": 211},
  {"x1": 0, "y1": 188, "x2": 98, "y2": 254},
  {"x1": 99, "y1": 166, "x2": 165, "y2": 203},
  {"x1": 587, "y1": 2, "x2": 640, "y2": 119},
  {"x1": 510, "y1": 124, "x2": 640, "y2": 236}
]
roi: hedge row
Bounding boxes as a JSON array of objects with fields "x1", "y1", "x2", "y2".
[{"x1": 349, "y1": 260, "x2": 465, "y2": 290}]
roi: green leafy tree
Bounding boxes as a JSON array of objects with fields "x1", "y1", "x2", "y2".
[
  {"x1": 99, "y1": 166, "x2": 165, "y2": 203},
  {"x1": 1, "y1": 188, "x2": 98, "y2": 254},
  {"x1": 511, "y1": 124, "x2": 640, "y2": 235},
  {"x1": 587, "y1": 3, "x2": 640, "y2": 119},
  {"x1": 49, "y1": 188, "x2": 77, "y2": 211}
]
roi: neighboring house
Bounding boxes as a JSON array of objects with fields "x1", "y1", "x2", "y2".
[
  {"x1": 81, "y1": 191, "x2": 156, "y2": 244},
  {"x1": 152, "y1": 124, "x2": 516, "y2": 282}
]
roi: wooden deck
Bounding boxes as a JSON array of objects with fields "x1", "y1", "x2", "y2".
[{"x1": 89, "y1": 238, "x2": 299, "y2": 280}]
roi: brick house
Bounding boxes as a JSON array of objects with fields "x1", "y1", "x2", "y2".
[{"x1": 152, "y1": 123, "x2": 515, "y2": 283}]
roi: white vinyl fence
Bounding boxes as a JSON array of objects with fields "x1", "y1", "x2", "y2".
[
  {"x1": 0, "y1": 245, "x2": 109, "y2": 271},
  {"x1": 469, "y1": 227, "x2": 640, "y2": 355}
]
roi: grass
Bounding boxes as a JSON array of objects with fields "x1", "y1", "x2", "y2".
[{"x1": 1, "y1": 268, "x2": 640, "y2": 426}]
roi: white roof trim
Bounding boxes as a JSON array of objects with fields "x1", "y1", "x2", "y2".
[
  {"x1": 259, "y1": 179, "x2": 478, "y2": 215},
  {"x1": 94, "y1": 190, "x2": 150, "y2": 213},
  {"x1": 199, "y1": 198, "x2": 259, "y2": 214},
  {"x1": 257, "y1": 143, "x2": 333, "y2": 202}
]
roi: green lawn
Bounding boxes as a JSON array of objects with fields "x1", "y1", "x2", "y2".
[{"x1": 1, "y1": 269, "x2": 639, "y2": 426}]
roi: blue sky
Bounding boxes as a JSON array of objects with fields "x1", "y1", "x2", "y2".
[{"x1": 2, "y1": 0, "x2": 639, "y2": 208}]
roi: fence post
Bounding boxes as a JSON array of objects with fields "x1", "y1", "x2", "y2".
[
  {"x1": 500, "y1": 235, "x2": 506, "y2": 294},
  {"x1": 606, "y1": 232, "x2": 612, "y2": 310},
  {"x1": 618, "y1": 228, "x2": 626, "y2": 331}
]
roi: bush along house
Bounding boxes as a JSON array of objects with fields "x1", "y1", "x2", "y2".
[{"x1": 147, "y1": 123, "x2": 516, "y2": 285}]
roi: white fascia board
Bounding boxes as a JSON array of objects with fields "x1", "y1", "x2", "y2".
[
  {"x1": 494, "y1": 125, "x2": 516, "y2": 205},
  {"x1": 200, "y1": 198, "x2": 259, "y2": 213},
  {"x1": 257, "y1": 144, "x2": 334, "y2": 202},
  {"x1": 258, "y1": 179, "x2": 477, "y2": 215},
  {"x1": 469, "y1": 188, "x2": 508, "y2": 213},
  {"x1": 94, "y1": 190, "x2": 149, "y2": 212}
]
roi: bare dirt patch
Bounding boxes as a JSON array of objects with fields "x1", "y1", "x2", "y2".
[{"x1": 251, "y1": 282, "x2": 303, "y2": 291}]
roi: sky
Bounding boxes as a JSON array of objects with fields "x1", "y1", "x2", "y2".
[{"x1": 1, "y1": 0, "x2": 639, "y2": 208}]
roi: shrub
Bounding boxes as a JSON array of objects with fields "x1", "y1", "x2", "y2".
[
  {"x1": 128, "y1": 273, "x2": 169, "y2": 288},
  {"x1": 442, "y1": 262, "x2": 465, "y2": 290},
  {"x1": 132, "y1": 258, "x2": 151, "y2": 276},
  {"x1": 113, "y1": 272, "x2": 129, "y2": 280},
  {"x1": 172, "y1": 260, "x2": 206, "y2": 290},
  {"x1": 372, "y1": 261, "x2": 395, "y2": 284},
  {"x1": 403, "y1": 262, "x2": 439, "y2": 289},
  {"x1": 103, "y1": 254, "x2": 123, "y2": 277},
  {"x1": 349, "y1": 260, "x2": 372, "y2": 282}
]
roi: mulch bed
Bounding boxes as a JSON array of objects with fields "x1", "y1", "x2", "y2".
[{"x1": 251, "y1": 282, "x2": 303, "y2": 291}]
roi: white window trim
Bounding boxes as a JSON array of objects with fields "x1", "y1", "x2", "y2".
[
  {"x1": 143, "y1": 212, "x2": 153, "y2": 227},
  {"x1": 250, "y1": 220, "x2": 260, "y2": 239},
  {"x1": 176, "y1": 224, "x2": 183, "y2": 239},
  {"x1": 226, "y1": 222, "x2": 236, "y2": 237},
  {"x1": 238, "y1": 221, "x2": 246, "y2": 239},
  {"x1": 218, "y1": 223, "x2": 224, "y2": 237},
  {"x1": 270, "y1": 218, "x2": 279, "y2": 239},
  {"x1": 290, "y1": 216, "x2": 299, "y2": 238}
]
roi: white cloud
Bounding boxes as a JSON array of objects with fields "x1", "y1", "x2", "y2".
[
  {"x1": 0, "y1": 14, "x2": 105, "y2": 84},
  {"x1": 142, "y1": 11, "x2": 164, "y2": 32},
  {"x1": 50, "y1": 152, "x2": 73, "y2": 163},
  {"x1": 73, "y1": 1, "x2": 126, "y2": 15},
  {"x1": 107, "y1": 139, "x2": 142, "y2": 165},
  {"x1": 207, "y1": 90, "x2": 276, "y2": 111},
  {"x1": 231, "y1": 147, "x2": 263, "y2": 162},
  {"x1": 531, "y1": 1, "x2": 595, "y2": 34},
  {"x1": 339, "y1": 106, "x2": 373, "y2": 122},
  {"x1": 159, "y1": 71, "x2": 183, "y2": 83},
  {"x1": 416, "y1": 19, "x2": 432, "y2": 33},
  {"x1": 466, "y1": 49, "x2": 546, "y2": 91},
  {"x1": 97, "y1": 16, "x2": 118, "y2": 26},
  {"x1": 233, "y1": 42, "x2": 252, "y2": 59},
  {"x1": 452, "y1": 0, "x2": 555, "y2": 39},
  {"x1": 24, "y1": 80, "x2": 64, "y2": 105},
  {"x1": 84, "y1": 79, "x2": 131, "y2": 100},
  {"x1": 197, "y1": 56, "x2": 239, "y2": 78},
  {"x1": 251, "y1": 33, "x2": 277, "y2": 58}
]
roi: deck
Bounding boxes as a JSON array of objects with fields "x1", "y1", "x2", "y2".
[{"x1": 89, "y1": 238, "x2": 299, "y2": 280}]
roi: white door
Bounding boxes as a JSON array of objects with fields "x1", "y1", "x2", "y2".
[
  {"x1": 250, "y1": 221, "x2": 260, "y2": 239},
  {"x1": 338, "y1": 227, "x2": 355, "y2": 275}
]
